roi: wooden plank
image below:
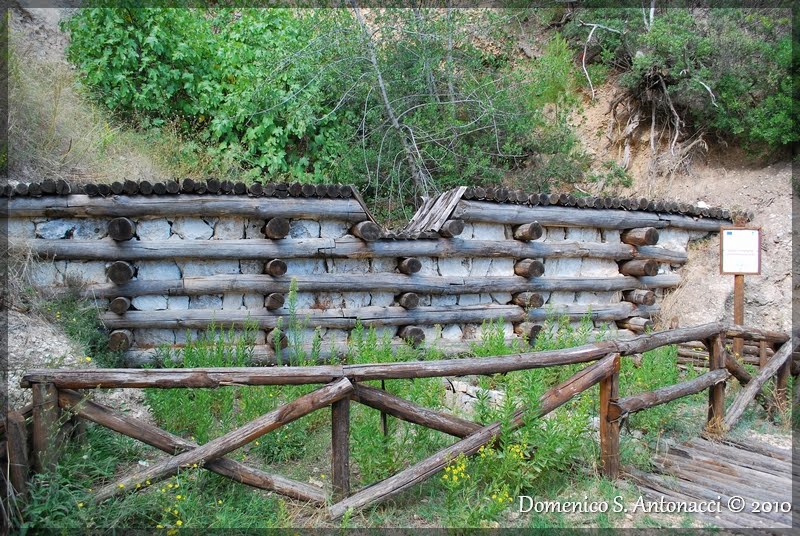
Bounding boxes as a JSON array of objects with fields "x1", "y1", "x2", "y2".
[
  {"x1": 331, "y1": 398, "x2": 350, "y2": 501},
  {"x1": 685, "y1": 438, "x2": 789, "y2": 478},
  {"x1": 706, "y1": 334, "x2": 726, "y2": 430},
  {"x1": 6, "y1": 412, "x2": 30, "y2": 496},
  {"x1": 712, "y1": 436, "x2": 791, "y2": 462},
  {"x1": 26, "y1": 237, "x2": 686, "y2": 263},
  {"x1": 599, "y1": 355, "x2": 620, "y2": 479},
  {"x1": 61, "y1": 273, "x2": 683, "y2": 300},
  {"x1": 351, "y1": 383, "x2": 481, "y2": 438},
  {"x1": 611, "y1": 369, "x2": 729, "y2": 419},
  {"x1": 724, "y1": 338, "x2": 796, "y2": 431},
  {"x1": 59, "y1": 390, "x2": 325, "y2": 503},
  {"x1": 94, "y1": 378, "x2": 353, "y2": 502},
  {"x1": 32, "y1": 383, "x2": 59, "y2": 473},
  {"x1": 328, "y1": 353, "x2": 618, "y2": 519},
  {"x1": 5, "y1": 195, "x2": 369, "y2": 220}
]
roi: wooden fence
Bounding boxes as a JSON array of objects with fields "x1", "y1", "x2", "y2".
[{"x1": 7, "y1": 322, "x2": 795, "y2": 520}]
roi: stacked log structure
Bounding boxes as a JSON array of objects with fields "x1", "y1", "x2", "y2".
[{"x1": 2, "y1": 181, "x2": 737, "y2": 365}]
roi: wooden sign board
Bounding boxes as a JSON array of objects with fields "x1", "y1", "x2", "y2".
[{"x1": 720, "y1": 227, "x2": 761, "y2": 275}]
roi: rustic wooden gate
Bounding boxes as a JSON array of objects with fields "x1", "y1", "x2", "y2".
[{"x1": 15, "y1": 322, "x2": 794, "y2": 519}]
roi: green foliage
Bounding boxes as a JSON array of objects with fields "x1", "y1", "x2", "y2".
[
  {"x1": 43, "y1": 296, "x2": 121, "y2": 367},
  {"x1": 564, "y1": 8, "x2": 797, "y2": 153},
  {"x1": 18, "y1": 426, "x2": 287, "y2": 530},
  {"x1": 63, "y1": 8, "x2": 357, "y2": 182}
]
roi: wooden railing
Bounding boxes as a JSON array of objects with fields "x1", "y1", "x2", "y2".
[{"x1": 11, "y1": 322, "x2": 795, "y2": 519}]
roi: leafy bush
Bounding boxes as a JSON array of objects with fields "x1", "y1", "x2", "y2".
[{"x1": 563, "y1": 8, "x2": 797, "y2": 153}]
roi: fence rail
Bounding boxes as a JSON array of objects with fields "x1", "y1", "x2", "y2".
[{"x1": 11, "y1": 322, "x2": 796, "y2": 520}]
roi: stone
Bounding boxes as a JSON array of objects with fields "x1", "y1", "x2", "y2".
[
  {"x1": 6, "y1": 219, "x2": 35, "y2": 239},
  {"x1": 548, "y1": 292, "x2": 575, "y2": 304},
  {"x1": 460, "y1": 222, "x2": 474, "y2": 240},
  {"x1": 545, "y1": 227, "x2": 566, "y2": 242},
  {"x1": 245, "y1": 219, "x2": 265, "y2": 239},
  {"x1": 600, "y1": 229, "x2": 621, "y2": 244},
  {"x1": 174, "y1": 329, "x2": 200, "y2": 345},
  {"x1": 63, "y1": 261, "x2": 108, "y2": 285},
  {"x1": 458, "y1": 294, "x2": 481, "y2": 306},
  {"x1": 135, "y1": 329, "x2": 175, "y2": 346},
  {"x1": 190, "y1": 295, "x2": 223, "y2": 309},
  {"x1": 287, "y1": 259, "x2": 327, "y2": 275},
  {"x1": 342, "y1": 292, "x2": 370, "y2": 309},
  {"x1": 137, "y1": 261, "x2": 181, "y2": 280},
  {"x1": 136, "y1": 219, "x2": 171, "y2": 241},
  {"x1": 438, "y1": 257, "x2": 471, "y2": 277},
  {"x1": 168, "y1": 296, "x2": 190, "y2": 310},
  {"x1": 544, "y1": 257, "x2": 581, "y2": 276},
  {"x1": 440, "y1": 324, "x2": 463, "y2": 340},
  {"x1": 28, "y1": 261, "x2": 64, "y2": 287},
  {"x1": 222, "y1": 293, "x2": 244, "y2": 309},
  {"x1": 580, "y1": 258, "x2": 620, "y2": 277},
  {"x1": 326, "y1": 258, "x2": 369, "y2": 274},
  {"x1": 36, "y1": 218, "x2": 106, "y2": 240},
  {"x1": 655, "y1": 228, "x2": 691, "y2": 252},
  {"x1": 172, "y1": 217, "x2": 213, "y2": 240},
  {"x1": 490, "y1": 292, "x2": 512, "y2": 304},
  {"x1": 243, "y1": 294, "x2": 264, "y2": 309},
  {"x1": 370, "y1": 257, "x2": 397, "y2": 273},
  {"x1": 566, "y1": 227, "x2": 601, "y2": 242},
  {"x1": 291, "y1": 292, "x2": 319, "y2": 309},
  {"x1": 370, "y1": 292, "x2": 394, "y2": 307},
  {"x1": 132, "y1": 295, "x2": 168, "y2": 311},
  {"x1": 213, "y1": 218, "x2": 245, "y2": 240},
  {"x1": 289, "y1": 219, "x2": 320, "y2": 239},
  {"x1": 431, "y1": 294, "x2": 457, "y2": 307},
  {"x1": 416, "y1": 257, "x2": 438, "y2": 276},
  {"x1": 181, "y1": 260, "x2": 240, "y2": 277},
  {"x1": 420, "y1": 325, "x2": 442, "y2": 341},
  {"x1": 240, "y1": 261, "x2": 263, "y2": 274},
  {"x1": 471, "y1": 223, "x2": 506, "y2": 241},
  {"x1": 320, "y1": 220, "x2": 350, "y2": 239}
]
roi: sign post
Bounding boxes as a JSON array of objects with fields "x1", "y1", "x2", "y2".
[{"x1": 720, "y1": 224, "x2": 762, "y2": 358}]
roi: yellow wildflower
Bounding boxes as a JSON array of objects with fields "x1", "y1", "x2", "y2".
[
  {"x1": 77, "y1": 502, "x2": 84, "y2": 508},
  {"x1": 176, "y1": 520, "x2": 183, "y2": 527}
]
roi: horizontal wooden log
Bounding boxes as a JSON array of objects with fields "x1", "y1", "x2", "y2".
[
  {"x1": 4, "y1": 195, "x2": 369, "y2": 221},
  {"x1": 263, "y1": 218, "x2": 290, "y2": 239},
  {"x1": 438, "y1": 219, "x2": 465, "y2": 238},
  {"x1": 58, "y1": 390, "x2": 325, "y2": 503},
  {"x1": 107, "y1": 261, "x2": 134, "y2": 284},
  {"x1": 56, "y1": 273, "x2": 681, "y2": 300},
  {"x1": 514, "y1": 259, "x2": 545, "y2": 278},
  {"x1": 328, "y1": 353, "x2": 618, "y2": 519},
  {"x1": 351, "y1": 221, "x2": 382, "y2": 241},
  {"x1": 513, "y1": 222, "x2": 543, "y2": 241},
  {"x1": 622, "y1": 289, "x2": 655, "y2": 306},
  {"x1": 25, "y1": 237, "x2": 686, "y2": 263},
  {"x1": 724, "y1": 326, "x2": 790, "y2": 344},
  {"x1": 97, "y1": 303, "x2": 648, "y2": 331},
  {"x1": 616, "y1": 317, "x2": 653, "y2": 333},
  {"x1": 452, "y1": 200, "x2": 730, "y2": 231},
  {"x1": 620, "y1": 227, "x2": 659, "y2": 246},
  {"x1": 615, "y1": 323, "x2": 726, "y2": 355},
  {"x1": 610, "y1": 369, "x2": 729, "y2": 419},
  {"x1": 21, "y1": 366, "x2": 344, "y2": 389},
  {"x1": 724, "y1": 338, "x2": 797, "y2": 431},
  {"x1": 95, "y1": 378, "x2": 354, "y2": 502},
  {"x1": 619, "y1": 259, "x2": 658, "y2": 277},
  {"x1": 108, "y1": 217, "x2": 136, "y2": 241},
  {"x1": 351, "y1": 383, "x2": 481, "y2": 438}
]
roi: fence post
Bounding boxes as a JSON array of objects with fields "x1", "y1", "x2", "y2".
[
  {"x1": 599, "y1": 354, "x2": 620, "y2": 480},
  {"x1": 331, "y1": 398, "x2": 351, "y2": 501},
  {"x1": 775, "y1": 342, "x2": 791, "y2": 413},
  {"x1": 706, "y1": 334, "x2": 726, "y2": 431},
  {"x1": 32, "y1": 382, "x2": 60, "y2": 473},
  {"x1": 7, "y1": 411, "x2": 30, "y2": 496}
]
